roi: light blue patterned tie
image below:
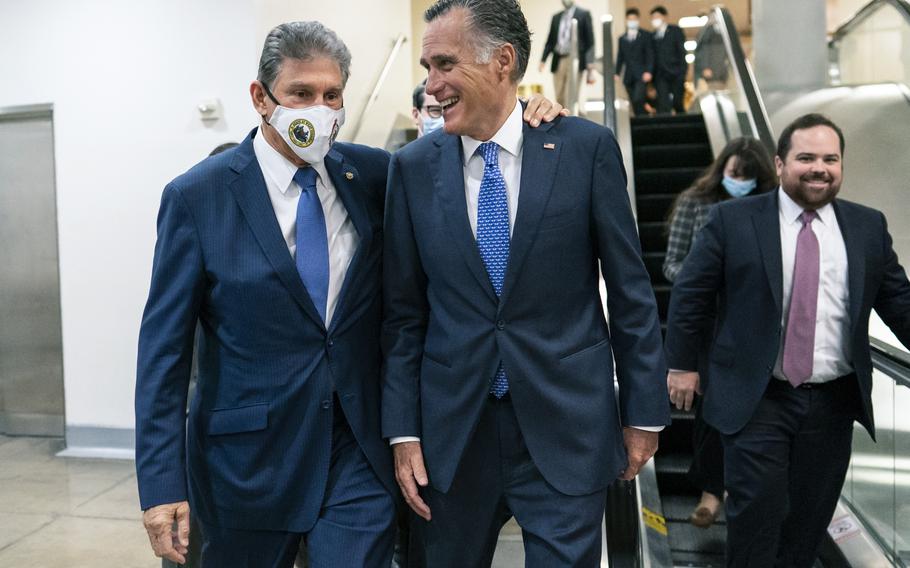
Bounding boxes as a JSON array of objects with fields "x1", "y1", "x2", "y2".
[
  {"x1": 476, "y1": 141, "x2": 510, "y2": 398},
  {"x1": 293, "y1": 167, "x2": 329, "y2": 323}
]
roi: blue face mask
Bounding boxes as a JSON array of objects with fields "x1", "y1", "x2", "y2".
[
  {"x1": 722, "y1": 175, "x2": 757, "y2": 198},
  {"x1": 420, "y1": 115, "x2": 444, "y2": 137}
]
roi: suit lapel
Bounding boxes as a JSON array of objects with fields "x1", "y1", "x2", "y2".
[
  {"x1": 432, "y1": 134, "x2": 498, "y2": 302},
  {"x1": 752, "y1": 191, "x2": 783, "y2": 314},
  {"x1": 322, "y1": 148, "x2": 372, "y2": 333},
  {"x1": 833, "y1": 200, "x2": 866, "y2": 332},
  {"x1": 499, "y1": 121, "x2": 560, "y2": 307},
  {"x1": 228, "y1": 131, "x2": 325, "y2": 329}
]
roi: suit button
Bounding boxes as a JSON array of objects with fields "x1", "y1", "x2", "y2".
[
  {"x1": 321, "y1": 400, "x2": 331, "y2": 409},
  {"x1": 496, "y1": 320, "x2": 505, "y2": 330},
  {"x1": 327, "y1": 338, "x2": 335, "y2": 347}
]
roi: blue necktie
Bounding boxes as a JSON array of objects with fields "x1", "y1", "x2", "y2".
[
  {"x1": 476, "y1": 141, "x2": 510, "y2": 398},
  {"x1": 293, "y1": 167, "x2": 329, "y2": 323}
]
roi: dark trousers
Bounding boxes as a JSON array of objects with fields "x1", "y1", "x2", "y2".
[
  {"x1": 654, "y1": 73, "x2": 685, "y2": 114},
  {"x1": 199, "y1": 398, "x2": 396, "y2": 568},
  {"x1": 413, "y1": 395, "x2": 607, "y2": 567},
  {"x1": 721, "y1": 376, "x2": 857, "y2": 568},
  {"x1": 625, "y1": 80, "x2": 648, "y2": 116},
  {"x1": 688, "y1": 395, "x2": 725, "y2": 498}
]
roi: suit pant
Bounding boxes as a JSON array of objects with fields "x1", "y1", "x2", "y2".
[
  {"x1": 654, "y1": 73, "x2": 685, "y2": 114},
  {"x1": 412, "y1": 395, "x2": 607, "y2": 568},
  {"x1": 624, "y1": 80, "x2": 648, "y2": 116},
  {"x1": 553, "y1": 55, "x2": 581, "y2": 108},
  {"x1": 721, "y1": 376, "x2": 857, "y2": 568},
  {"x1": 687, "y1": 395, "x2": 725, "y2": 499},
  {"x1": 198, "y1": 397, "x2": 396, "y2": 568}
]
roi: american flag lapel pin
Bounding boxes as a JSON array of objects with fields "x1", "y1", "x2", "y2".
[{"x1": 543, "y1": 143, "x2": 556, "y2": 150}]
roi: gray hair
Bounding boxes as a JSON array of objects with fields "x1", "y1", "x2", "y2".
[
  {"x1": 257, "y1": 21, "x2": 352, "y2": 88},
  {"x1": 424, "y1": 0, "x2": 531, "y2": 82}
]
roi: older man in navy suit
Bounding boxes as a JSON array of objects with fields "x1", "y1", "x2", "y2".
[
  {"x1": 382, "y1": 1, "x2": 670, "y2": 566},
  {"x1": 135, "y1": 22, "x2": 397, "y2": 568},
  {"x1": 665, "y1": 114, "x2": 910, "y2": 566}
]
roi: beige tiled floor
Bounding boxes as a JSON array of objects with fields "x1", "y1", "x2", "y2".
[
  {"x1": 0, "y1": 435, "x2": 157, "y2": 567},
  {"x1": 0, "y1": 434, "x2": 527, "y2": 567}
]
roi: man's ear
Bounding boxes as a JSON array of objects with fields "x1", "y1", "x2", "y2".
[
  {"x1": 497, "y1": 43, "x2": 517, "y2": 81},
  {"x1": 250, "y1": 81, "x2": 269, "y2": 118}
]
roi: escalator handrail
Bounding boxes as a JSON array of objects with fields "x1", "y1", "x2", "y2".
[
  {"x1": 829, "y1": 0, "x2": 910, "y2": 44},
  {"x1": 870, "y1": 337, "x2": 910, "y2": 388},
  {"x1": 710, "y1": 6, "x2": 776, "y2": 157}
]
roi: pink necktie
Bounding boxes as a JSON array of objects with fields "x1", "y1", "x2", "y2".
[{"x1": 782, "y1": 211, "x2": 820, "y2": 387}]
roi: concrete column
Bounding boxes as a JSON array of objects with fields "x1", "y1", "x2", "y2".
[{"x1": 752, "y1": 0, "x2": 828, "y2": 95}]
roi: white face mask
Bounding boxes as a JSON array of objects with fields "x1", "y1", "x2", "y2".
[
  {"x1": 420, "y1": 115, "x2": 444, "y2": 137},
  {"x1": 627, "y1": 20, "x2": 639, "y2": 31},
  {"x1": 651, "y1": 18, "x2": 664, "y2": 29},
  {"x1": 264, "y1": 84, "x2": 345, "y2": 165}
]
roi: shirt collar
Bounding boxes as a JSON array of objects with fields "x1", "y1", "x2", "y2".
[
  {"x1": 460, "y1": 99, "x2": 523, "y2": 165},
  {"x1": 778, "y1": 186, "x2": 835, "y2": 226},
  {"x1": 253, "y1": 127, "x2": 329, "y2": 194}
]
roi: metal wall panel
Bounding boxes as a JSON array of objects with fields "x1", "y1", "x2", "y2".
[{"x1": 0, "y1": 105, "x2": 64, "y2": 436}]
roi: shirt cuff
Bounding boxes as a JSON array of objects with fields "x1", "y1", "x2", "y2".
[
  {"x1": 629, "y1": 425, "x2": 665, "y2": 432},
  {"x1": 389, "y1": 436, "x2": 420, "y2": 445}
]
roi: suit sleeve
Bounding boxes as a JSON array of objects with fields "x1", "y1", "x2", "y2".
[
  {"x1": 674, "y1": 27, "x2": 687, "y2": 75},
  {"x1": 541, "y1": 15, "x2": 558, "y2": 64},
  {"x1": 873, "y1": 212, "x2": 910, "y2": 347},
  {"x1": 644, "y1": 32, "x2": 655, "y2": 75},
  {"x1": 615, "y1": 39, "x2": 626, "y2": 77},
  {"x1": 664, "y1": 205, "x2": 726, "y2": 371},
  {"x1": 581, "y1": 11, "x2": 595, "y2": 68},
  {"x1": 135, "y1": 184, "x2": 206, "y2": 511},
  {"x1": 591, "y1": 128, "x2": 670, "y2": 427},
  {"x1": 381, "y1": 153, "x2": 428, "y2": 439}
]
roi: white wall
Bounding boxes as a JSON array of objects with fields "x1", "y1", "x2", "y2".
[{"x1": 0, "y1": 0, "x2": 413, "y2": 436}]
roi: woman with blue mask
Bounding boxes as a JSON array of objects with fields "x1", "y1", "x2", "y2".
[{"x1": 663, "y1": 136, "x2": 777, "y2": 528}]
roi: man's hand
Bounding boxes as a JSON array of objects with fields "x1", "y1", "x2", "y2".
[
  {"x1": 523, "y1": 94, "x2": 569, "y2": 127},
  {"x1": 538, "y1": 61, "x2": 547, "y2": 73},
  {"x1": 702, "y1": 68, "x2": 714, "y2": 80},
  {"x1": 143, "y1": 501, "x2": 190, "y2": 565},
  {"x1": 667, "y1": 370, "x2": 701, "y2": 411},
  {"x1": 619, "y1": 428, "x2": 659, "y2": 480},
  {"x1": 393, "y1": 441, "x2": 432, "y2": 521},
  {"x1": 586, "y1": 68, "x2": 596, "y2": 85},
  {"x1": 642, "y1": 71, "x2": 653, "y2": 83}
]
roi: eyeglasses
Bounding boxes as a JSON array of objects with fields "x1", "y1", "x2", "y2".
[{"x1": 424, "y1": 105, "x2": 443, "y2": 118}]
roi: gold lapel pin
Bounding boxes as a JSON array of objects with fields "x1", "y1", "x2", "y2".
[
  {"x1": 543, "y1": 143, "x2": 556, "y2": 150},
  {"x1": 344, "y1": 171, "x2": 354, "y2": 180}
]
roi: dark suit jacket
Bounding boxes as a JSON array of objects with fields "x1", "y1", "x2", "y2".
[
  {"x1": 381, "y1": 114, "x2": 670, "y2": 496},
  {"x1": 135, "y1": 129, "x2": 395, "y2": 532},
  {"x1": 540, "y1": 6, "x2": 595, "y2": 73},
  {"x1": 616, "y1": 30, "x2": 655, "y2": 85},
  {"x1": 652, "y1": 24, "x2": 687, "y2": 79},
  {"x1": 665, "y1": 191, "x2": 910, "y2": 438}
]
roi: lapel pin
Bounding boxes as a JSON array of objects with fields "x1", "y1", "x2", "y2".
[
  {"x1": 344, "y1": 171, "x2": 354, "y2": 180},
  {"x1": 543, "y1": 143, "x2": 556, "y2": 150}
]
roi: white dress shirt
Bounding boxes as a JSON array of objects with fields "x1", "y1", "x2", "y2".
[
  {"x1": 773, "y1": 188, "x2": 853, "y2": 383},
  {"x1": 391, "y1": 100, "x2": 660, "y2": 444},
  {"x1": 253, "y1": 130, "x2": 359, "y2": 327}
]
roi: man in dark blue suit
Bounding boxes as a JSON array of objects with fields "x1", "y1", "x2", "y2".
[
  {"x1": 665, "y1": 114, "x2": 910, "y2": 567},
  {"x1": 382, "y1": 1, "x2": 670, "y2": 565},
  {"x1": 648, "y1": 5, "x2": 687, "y2": 114},
  {"x1": 615, "y1": 8, "x2": 655, "y2": 116},
  {"x1": 136, "y1": 21, "x2": 397, "y2": 567}
]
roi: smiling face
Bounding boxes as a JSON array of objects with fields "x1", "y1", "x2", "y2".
[
  {"x1": 775, "y1": 125, "x2": 843, "y2": 210},
  {"x1": 420, "y1": 8, "x2": 516, "y2": 140}
]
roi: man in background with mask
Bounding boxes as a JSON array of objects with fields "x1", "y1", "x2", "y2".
[
  {"x1": 539, "y1": 0, "x2": 596, "y2": 107},
  {"x1": 616, "y1": 7, "x2": 654, "y2": 116},
  {"x1": 412, "y1": 81, "x2": 444, "y2": 138},
  {"x1": 136, "y1": 19, "x2": 563, "y2": 568},
  {"x1": 649, "y1": 5, "x2": 687, "y2": 114}
]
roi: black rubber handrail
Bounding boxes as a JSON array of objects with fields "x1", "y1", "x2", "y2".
[{"x1": 870, "y1": 337, "x2": 910, "y2": 389}]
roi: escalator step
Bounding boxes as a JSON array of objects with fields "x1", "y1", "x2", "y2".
[
  {"x1": 635, "y1": 167, "x2": 705, "y2": 195},
  {"x1": 634, "y1": 143, "x2": 714, "y2": 169},
  {"x1": 643, "y1": 253, "x2": 669, "y2": 286},
  {"x1": 655, "y1": 452, "x2": 692, "y2": 475},
  {"x1": 667, "y1": 520, "x2": 727, "y2": 555},
  {"x1": 661, "y1": 494, "x2": 726, "y2": 524},
  {"x1": 631, "y1": 113, "x2": 705, "y2": 127},
  {"x1": 638, "y1": 221, "x2": 668, "y2": 252},
  {"x1": 635, "y1": 193, "x2": 676, "y2": 223},
  {"x1": 632, "y1": 122, "x2": 710, "y2": 146}
]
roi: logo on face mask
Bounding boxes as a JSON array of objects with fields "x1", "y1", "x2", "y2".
[{"x1": 289, "y1": 118, "x2": 316, "y2": 148}]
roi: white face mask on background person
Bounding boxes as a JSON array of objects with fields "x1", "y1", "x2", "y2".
[
  {"x1": 562, "y1": 0, "x2": 573, "y2": 8},
  {"x1": 627, "y1": 19, "x2": 640, "y2": 31},
  {"x1": 651, "y1": 17, "x2": 664, "y2": 29},
  {"x1": 420, "y1": 115, "x2": 444, "y2": 137},
  {"x1": 263, "y1": 83, "x2": 345, "y2": 165}
]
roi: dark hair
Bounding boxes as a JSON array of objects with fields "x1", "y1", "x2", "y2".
[
  {"x1": 412, "y1": 80, "x2": 427, "y2": 109},
  {"x1": 626, "y1": 8, "x2": 640, "y2": 17},
  {"x1": 425, "y1": 0, "x2": 531, "y2": 82},
  {"x1": 667, "y1": 137, "x2": 777, "y2": 223},
  {"x1": 776, "y1": 113, "x2": 845, "y2": 161},
  {"x1": 650, "y1": 5, "x2": 668, "y2": 16},
  {"x1": 209, "y1": 142, "x2": 239, "y2": 157}
]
